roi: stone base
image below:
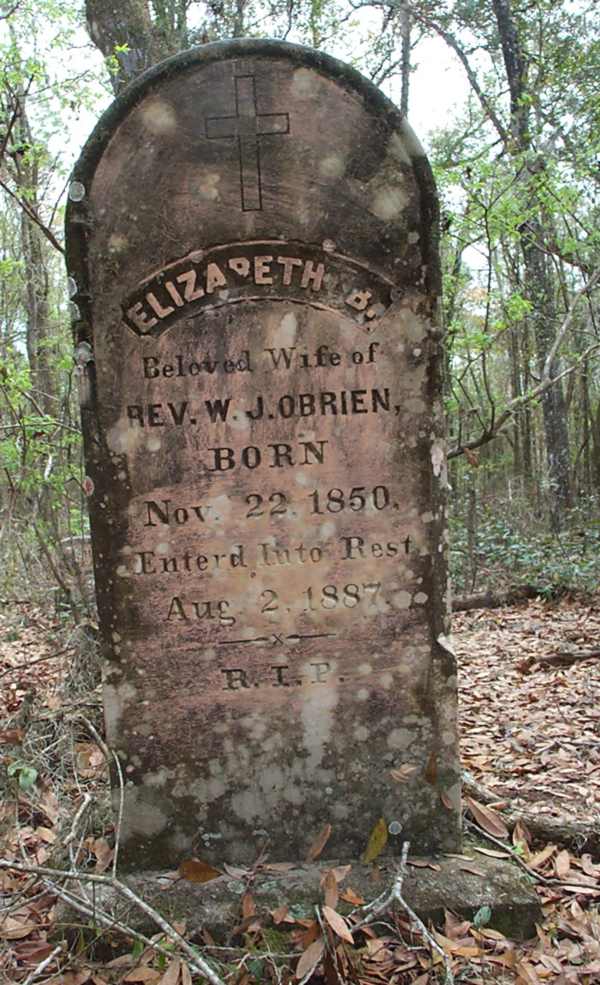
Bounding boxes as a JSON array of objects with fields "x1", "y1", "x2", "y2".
[{"x1": 60, "y1": 845, "x2": 542, "y2": 942}]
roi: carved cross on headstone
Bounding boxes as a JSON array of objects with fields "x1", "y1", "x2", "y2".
[{"x1": 205, "y1": 75, "x2": 289, "y2": 211}]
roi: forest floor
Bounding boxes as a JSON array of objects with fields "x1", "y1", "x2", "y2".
[{"x1": 1, "y1": 593, "x2": 600, "y2": 984}]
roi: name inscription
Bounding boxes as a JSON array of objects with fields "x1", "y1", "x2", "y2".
[{"x1": 122, "y1": 242, "x2": 394, "y2": 337}]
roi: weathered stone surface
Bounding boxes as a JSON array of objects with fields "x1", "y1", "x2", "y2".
[
  {"x1": 73, "y1": 852, "x2": 542, "y2": 943},
  {"x1": 66, "y1": 39, "x2": 459, "y2": 869}
]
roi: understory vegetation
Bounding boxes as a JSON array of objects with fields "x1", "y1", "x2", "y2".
[
  {"x1": 1, "y1": 0, "x2": 600, "y2": 983},
  {"x1": 1, "y1": 0, "x2": 599, "y2": 612}
]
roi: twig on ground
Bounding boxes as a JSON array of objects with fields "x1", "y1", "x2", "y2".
[
  {"x1": 0, "y1": 860, "x2": 226, "y2": 985},
  {"x1": 64, "y1": 792, "x2": 91, "y2": 847},
  {"x1": 462, "y1": 771, "x2": 600, "y2": 859},
  {"x1": 0, "y1": 874, "x2": 39, "y2": 912},
  {"x1": 0, "y1": 648, "x2": 71, "y2": 680},
  {"x1": 81, "y1": 715, "x2": 123, "y2": 876},
  {"x1": 47, "y1": 879, "x2": 197, "y2": 968},
  {"x1": 350, "y1": 842, "x2": 454, "y2": 983},
  {"x1": 350, "y1": 842, "x2": 410, "y2": 930},
  {"x1": 464, "y1": 819, "x2": 559, "y2": 886},
  {"x1": 21, "y1": 944, "x2": 62, "y2": 985}
]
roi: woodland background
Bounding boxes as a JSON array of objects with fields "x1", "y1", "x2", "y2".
[
  {"x1": 1, "y1": 4, "x2": 600, "y2": 983},
  {"x1": 1, "y1": 0, "x2": 599, "y2": 615}
]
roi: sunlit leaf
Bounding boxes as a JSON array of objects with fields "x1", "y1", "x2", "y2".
[
  {"x1": 322, "y1": 905, "x2": 354, "y2": 943},
  {"x1": 178, "y1": 858, "x2": 222, "y2": 883},
  {"x1": 362, "y1": 817, "x2": 388, "y2": 863},
  {"x1": 390, "y1": 764, "x2": 418, "y2": 784},
  {"x1": 464, "y1": 796, "x2": 509, "y2": 840},
  {"x1": 306, "y1": 823, "x2": 332, "y2": 862},
  {"x1": 295, "y1": 937, "x2": 324, "y2": 980}
]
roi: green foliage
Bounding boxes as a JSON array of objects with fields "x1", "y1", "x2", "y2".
[
  {"x1": 450, "y1": 500, "x2": 600, "y2": 594},
  {"x1": 473, "y1": 905, "x2": 492, "y2": 929},
  {"x1": 7, "y1": 760, "x2": 38, "y2": 790}
]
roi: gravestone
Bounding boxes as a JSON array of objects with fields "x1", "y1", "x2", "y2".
[{"x1": 66, "y1": 39, "x2": 460, "y2": 869}]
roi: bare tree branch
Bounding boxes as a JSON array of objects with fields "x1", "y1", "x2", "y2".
[{"x1": 0, "y1": 177, "x2": 65, "y2": 254}]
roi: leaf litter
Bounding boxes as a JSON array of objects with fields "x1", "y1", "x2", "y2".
[{"x1": 2, "y1": 595, "x2": 600, "y2": 982}]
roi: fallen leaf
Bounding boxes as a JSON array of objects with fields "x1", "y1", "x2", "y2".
[
  {"x1": 223, "y1": 864, "x2": 249, "y2": 879},
  {"x1": 362, "y1": 817, "x2": 388, "y2": 863},
  {"x1": 512, "y1": 819, "x2": 531, "y2": 850},
  {"x1": 242, "y1": 892, "x2": 256, "y2": 919},
  {"x1": 50, "y1": 973, "x2": 91, "y2": 985},
  {"x1": 582, "y1": 855, "x2": 600, "y2": 877},
  {"x1": 322, "y1": 869, "x2": 338, "y2": 909},
  {"x1": 528, "y1": 844, "x2": 556, "y2": 869},
  {"x1": 13, "y1": 940, "x2": 56, "y2": 964},
  {"x1": 91, "y1": 837, "x2": 113, "y2": 872},
  {"x1": 339, "y1": 887, "x2": 365, "y2": 905},
  {"x1": 178, "y1": 858, "x2": 221, "y2": 883},
  {"x1": 440, "y1": 791, "x2": 453, "y2": 809},
  {"x1": 0, "y1": 915, "x2": 36, "y2": 939},
  {"x1": 453, "y1": 944, "x2": 484, "y2": 958},
  {"x1": 555, "y1": 849, "x2": 571, "y2": 879},
  {"x1": 408, "y1": 859, "x2": 441, "y2": 871},
  {"x1": 330, "y1": 864, "x2": 351, "y2": 883},
  {"x1": 459, "y1": 863, "x2": 486, "y2": 877},
  {"x1": 476, "y1": 927, "x2": 508, "y2": 942},
  {"x1": 306, "y1": 823, "x2": 332, "y2": 862},
  {"x1": 271, "y1": 904, "x2": 289, "y2": 924},
  {"x1": 322, "y1": 906, "x2": 354, "y2": 943},
  {"x1": 389, "y1": 764, "x2": 418, "y2": 784},
  {"x1": 472, "y1": 847, "x2": 511, "y2": 859},
  {"x1": 515, "y1": 959, "x2": 541, "y2": 984},
  {"x1": 124, "y1": 968, "x2": 161, "y2": 983},
  {"x1": 424, "y1": 750, "x2": 438, "y2": 785},
  {"x1": 464, "y1": 796, "x2": 509, "y2": 840},
  {"x1": 295, "y1": 937, "x2": 324, "y2": 980},
  {"x1": 180, "y1": 964, "x2": 192, "y2": 985},
  {"x1": 158, "y1": 959, "x2": 181, "y2": 985}
]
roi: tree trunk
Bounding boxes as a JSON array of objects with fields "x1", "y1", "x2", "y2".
[
  {"x1": 13, "y1": 104, "x2": 55, "y2": 415},
  {"x1": 85, "y1": 0, "x2": 166, "y2": 93},
  {"x1": 522, "y1": 223, "x2": 572, "y2": 524},
  {"x1": 399, "y1": 4, "x2": 411, "y2": 116},
  {"x1": 491, "y1": 0, "x2": 572, "y2": 526}
]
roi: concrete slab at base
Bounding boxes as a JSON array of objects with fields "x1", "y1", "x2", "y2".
[{"x1": 65, "y1": 851, "x2": 541, "y2": 943}]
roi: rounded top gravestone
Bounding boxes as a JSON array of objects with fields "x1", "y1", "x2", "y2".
[{"x1": 66, "y1": 39, "x2": 460, "y2": 869}]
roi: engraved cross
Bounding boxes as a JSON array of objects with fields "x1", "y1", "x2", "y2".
[{"x1": 205, "y1": 75, "x2": 289, "y2": 212}]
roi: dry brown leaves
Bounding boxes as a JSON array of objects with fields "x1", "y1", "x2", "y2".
[
  {"x1": 3, "y1": 596, "x2": 600, "y2": 984},
  {"x1": 455, "y1": 593, "x2": 600, "y2": 826},
  {"x1": 0, "y1": 605, "x2": 73, "y2": 721}
]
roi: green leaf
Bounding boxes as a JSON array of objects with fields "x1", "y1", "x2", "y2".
[
  {"x1": 473, "y1": 905, "x2": 492, "y2": 928},
  {"x1": 7, "y1": 762, "x2": 38, "y2": 790},
  {"x1": 362, "y1": 817, "x2": 388, "y2": 863}
]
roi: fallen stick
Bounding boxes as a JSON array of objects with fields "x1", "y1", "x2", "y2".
[
  {"x1": 21, "y1": 944, "x2": 62, "y2": 985},
  {"x1": 0, "y1": 647, "x2": 71, "y2": 680},
  {"x1": 453, "y1": 585, "x2": 545, "y2": 612},
  {"x1": 0, "y1": 859, "x2": 226, "y2": 985},
  {"x1": 537, "y1": 649, "x2": 600, "y2": 667},
  {"x1": 351, "y1": 842, "x2": 454, "y2": 984},
  {"x1": 462, "y1": 771, "x2": 600, "y2": 859}
]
